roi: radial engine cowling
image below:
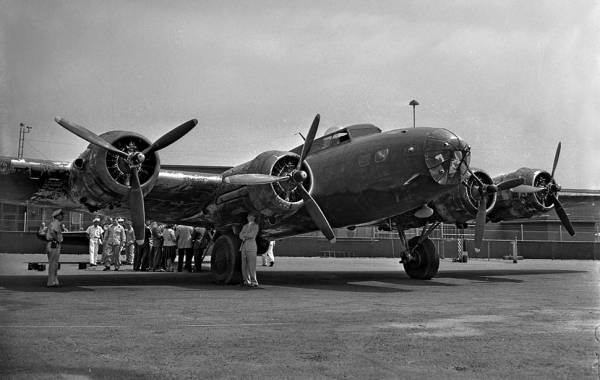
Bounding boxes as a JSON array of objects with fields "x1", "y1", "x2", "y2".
[
  {"x1": 487, "y1": 168, "x2": 553, "y2": 222},
  {"x1": 432, "y1": 169, "x2": 496, "y2": 225},
  {"x1": 217, "y1": 151, "x2": 312, "y2": 220},
  {"x1": 69, "y1": 131, "x2": 160, "y2": 212}
]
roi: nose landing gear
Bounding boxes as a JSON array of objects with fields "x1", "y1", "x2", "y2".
[
  {"x1": 398, "y1": 222, "x2": 441, "y2": 280},
  {"x1": 401, "y1": 236, "x2": 439, "y2": 280}
]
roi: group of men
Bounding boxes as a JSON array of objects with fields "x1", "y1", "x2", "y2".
[
  {"x1": 86, "y1": 218, "x2": 212, "y2": 273},
  {"x1": 85, "y1": 217, "x2": 135, "y2": 271},
  {"x1": 43, "y1": 209, "x2": 274, "y2": 288}
]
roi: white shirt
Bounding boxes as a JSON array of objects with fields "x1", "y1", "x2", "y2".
[{"x1": 86, "y1": 225, "x2": 104, "y2": 240}]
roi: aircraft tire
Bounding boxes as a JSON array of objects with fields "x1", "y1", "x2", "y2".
[
  {"x1": 403, "y1": 236, "x2": 439, "y2": 280},
  {"x1": 211, "y1": 233, "x2": 242, "y2": 284}
]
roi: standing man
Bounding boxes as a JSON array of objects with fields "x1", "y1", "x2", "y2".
[
  {"x1": 103, "y1": 217, "x2": 126, "y2": 271},
  {"x1": 150, "y1": 221, "x2": 164, "y2": 271},
  {"x1": 136, "y1": 221, "x2": 152, "y2": 271},
  {"x1": 85, "y1": 217, "x2": 104, "y2": 267},
  {"x1": 239, "y1": 213, "x2": 259, "y2": 288},
  {"x1": 100, "y1": 217, "x2": 113, "y2": 266},
  {"x1": 175, "y1": 224, "x2": 194, "y2": 272},
  {"x1": 45, "y1": 209, "x2": 64, "y2": 287},
  {"x1": 123, "y1": 220, "x2": 136, "y2": 265}
]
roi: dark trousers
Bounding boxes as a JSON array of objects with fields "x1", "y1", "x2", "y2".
[
  {"x1": 134, "y1": 243, "x2": 148, "y2": 270},
  {"x1": 177, "y1": 248, "x2": 193, "y2": 271},
  {"x1": 151, "y1": 246, "x2": 163, "y2": 270}
]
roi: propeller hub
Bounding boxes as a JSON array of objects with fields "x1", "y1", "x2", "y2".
[
  {"x1": 292, "y1": 170, "x2": 308, "y2": 184},
  {"x1": 487, "y1": 184, "x2": 498, "y2": 194},
  {"x1": 129, "y1": 152, "x2": 145, "y2": 166}
]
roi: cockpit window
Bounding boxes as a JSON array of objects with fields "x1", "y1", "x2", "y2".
[
  {"x1": 321, "y1": 131, "x2": 350, "y2": 149},
  {"x1": 424, "y1": 129, "x2": 469, "y2": 185}
]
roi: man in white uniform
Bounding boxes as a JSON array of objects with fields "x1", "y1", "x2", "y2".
[{"x1": 85, "y1": 218, "x2": 103, "y2": 267}]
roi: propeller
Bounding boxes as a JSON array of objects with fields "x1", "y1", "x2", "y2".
[
  {"x1": 223, "y1": 174, "x2": 289, "y2": 185},
  {"x1": 544, "y1": 142, "x2": 574, "y2": 235},
  {"x1": 222, "y1": 114, "x2": 336, "y2": 242},
  {"x1": 55, "y1": 116, "x2": 198, "y2": 242},
  {"x1": 510, "y1": 185, "x2": 545, "y2": 193},
  {"x1": 472, "y1": 177, "x2": 525, "y2": 253},
  {"x1": 509, "y1": 142, "x2": 574, "y2": 236}
]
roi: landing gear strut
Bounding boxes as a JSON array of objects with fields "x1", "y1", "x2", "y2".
[{"x1": 399, "y1": 222, "x2": 441, "y2": 280}]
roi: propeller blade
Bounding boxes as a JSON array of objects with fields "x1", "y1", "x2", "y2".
[
  {"x1": 510, "y1": 185, "x2": 546, "y2": 194},
  {"x1": 223, "y1": 174, "x2": 290, "y2": 185},
  {"x1": 55, "y1": 117, "x2": 128, "y2": 158},
  {"x1": 550, "y1": 142, "x2": 561, "y2": 179},
  {"x1": 473, "y1": 195, "x2": 487, "y2": 253},
  {"x1": 496, "y1": 177, "x2": 525, "y2": 191},
  {"x1": 129, "y1": 167, "x2": 146, "y2": 244},
  {"x1": 296, "y1": 114, "x2": 320, "y2": 171},
  {"x1": 548, "y1": 194, "x2": 575, "y2": 236},
  {"x1": 142, "y1": 119, "x2": 198, "y2": 156},
  {"x1": 297, "y1": 184, "x2": 336, "y2": 243}
]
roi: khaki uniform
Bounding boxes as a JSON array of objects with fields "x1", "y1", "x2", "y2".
[
  {"x1": 104, "y1": 223, "x2": 126, "y2": 269},
  {"x1": 45, "y1": 219, "x2": 63, "y2": 286},
  {"x1": 239, "y1": 222, "x2": 259, "y2": 286}
]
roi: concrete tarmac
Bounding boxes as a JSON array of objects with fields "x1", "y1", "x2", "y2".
[{"x1": 0, "y1": 253, "x2": 599, "y2": 379}]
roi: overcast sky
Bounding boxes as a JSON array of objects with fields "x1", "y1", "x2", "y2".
[{"x1": 1, "y1": 0, "x2": 598, "y2": 188}]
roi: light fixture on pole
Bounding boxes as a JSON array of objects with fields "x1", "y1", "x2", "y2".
[
  {"x1": 409, "y1": 100, "x2": 419, "y2": 128},
  {"x1": 18, "y1": 123, "x2": 32, "y2": 159}
]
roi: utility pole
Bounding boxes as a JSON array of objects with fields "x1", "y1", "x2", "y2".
[
  {"x1": 18, "y1": 123, "x2": 32, "y2": 159},
  {"x1": 409, "y1": 100, "x2": 419, "y2": 128}
]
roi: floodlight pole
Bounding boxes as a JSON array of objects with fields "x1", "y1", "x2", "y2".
[
  {"x1": 409, "y1": 100, "x2": 419, "y2": 128},
  {"x1": 18, "y1": 123, "x2": 32, "y2": 159}
]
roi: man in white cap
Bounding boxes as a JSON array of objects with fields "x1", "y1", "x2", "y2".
[
  {"x1": 85, "y1": 217, "x2": 104, "y2": 267},
  {"x1": 45, "y1": 209, "x2": 64, "y2": 287}
]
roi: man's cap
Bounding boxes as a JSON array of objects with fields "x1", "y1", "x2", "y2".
[
  {"x1": 52, "y1": 209, "x2": 64, "y2": 217},
  {"x1": 117, "y1": 218, "x2": 125, "y2": 222},
  {"x1": 93, "y1": 217, "x2": 101, "y2": 222}
]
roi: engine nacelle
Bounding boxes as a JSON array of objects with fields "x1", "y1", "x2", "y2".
[
  {"x1": 432, "y1": 169, "x2": 496, "y2": 225},
  {"x1": 214, "y1": 151, "x2": 312, "y2": 226},
  {"x1": 487, "y1": 168, "x2": 553, "y2": 222},
  {"x1": 69, "y1": 131, "x2": 160, "y2": 212}
]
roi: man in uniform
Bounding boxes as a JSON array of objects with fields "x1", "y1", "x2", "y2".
[
  {"x1": 103, "y1": 217, "x2": 126, "y2": 271},
  {"x1": 239, "y1": 213, "x2": 260, "y2": 288},
  {"x1": 101, "y1": 217, "x2": 113, "y2": 265},
  {"x1": 85, "y1": 217, "x2": 103, "y2": 267},
  {"x1": 123, "y1": 219, "x2": 136, "y2": 265},
  {"x1": 45, "y1": 209, "x2": 64, "y2": 287}
]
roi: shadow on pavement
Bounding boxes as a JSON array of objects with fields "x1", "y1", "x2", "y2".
[
  {"x1": 437, "y1": 269, "x2": 585, "y2": 283},
  {"x1": 0, "y1": 268, "x2": 585, "y2": 294}
]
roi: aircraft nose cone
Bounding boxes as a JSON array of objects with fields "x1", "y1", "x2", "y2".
[{"x1": 424, "y1": 129, "x2": 470, "y2": 185}]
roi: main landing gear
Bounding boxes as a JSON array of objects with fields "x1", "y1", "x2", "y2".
[
  {"x1": 210, "y1": 233, "x2": 242, "y2": 284},
  {"x1": 398, "y1": 222, "x2": 440, "y2": 280},
  {"x1": 210, "y1": 233, "x2": 270, "y2": 285}
]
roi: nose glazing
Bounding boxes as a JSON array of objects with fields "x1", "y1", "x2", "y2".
[{"x1": 424, "y1": 129, "x2": 470, "y2": 185}]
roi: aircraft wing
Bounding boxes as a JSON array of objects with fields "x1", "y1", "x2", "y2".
[
  {"x1": 0, "y1": 155, "x2": 227, "y2": 224},
  {"x1": 0, "y1": 156, "x2": 75, "y2": 207}
]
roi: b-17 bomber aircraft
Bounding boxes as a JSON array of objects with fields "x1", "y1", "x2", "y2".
[{"x1": 0, "y1": 114, "x2": 574, "y2": 283}]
